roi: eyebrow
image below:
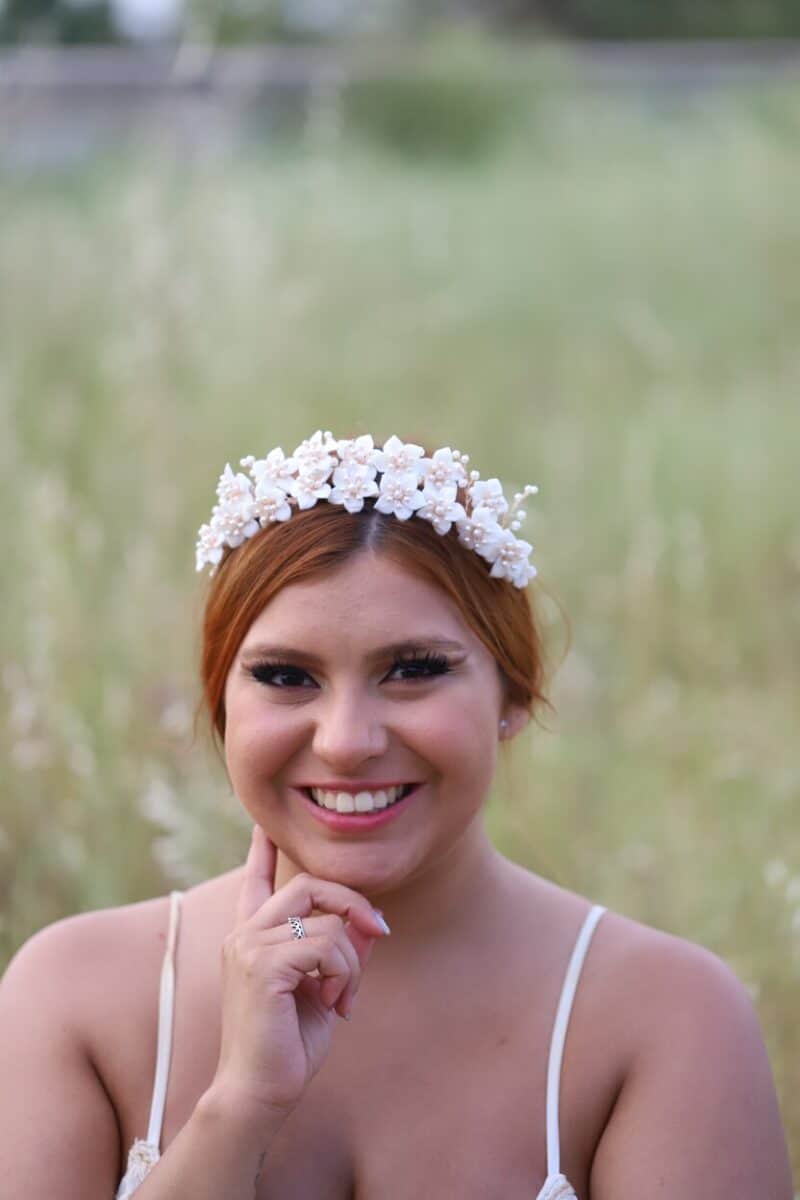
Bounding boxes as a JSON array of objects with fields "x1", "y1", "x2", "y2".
[{"x1": 239, "y1": 637, "x2": 467, "y2": 667}]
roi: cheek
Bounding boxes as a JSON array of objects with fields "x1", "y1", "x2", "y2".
[
  {"x1": 409, "y1": 691, "x2": 499, "y2": 787},
  {"x1": 223, "y1": 696, "x2": 293, "y2": 786}
]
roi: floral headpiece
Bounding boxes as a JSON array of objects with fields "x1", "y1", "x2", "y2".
[{"x1": 196, "y1": 432, "x2": 539, "y2": 588}]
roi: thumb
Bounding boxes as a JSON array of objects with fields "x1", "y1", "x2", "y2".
[{"x1": 235, "y1": 825, "x2": 277, "y2": 926}]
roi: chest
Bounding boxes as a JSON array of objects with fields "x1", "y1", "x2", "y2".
[
  {"x1": 253, "y1": 1047, "x2": 555, "y2": 1199},
  {"x1": 108, "y1": 900, "x2": 616, "y2": 1200},
  {"x1": 153, "y1": 992, "x2": 592, "y2": 1199}
]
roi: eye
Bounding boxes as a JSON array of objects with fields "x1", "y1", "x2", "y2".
[
  {"x1": 247, "y1": 661, "x2": 315, "y2": 689},
  {"x1": 246, "y1": 651, "x2": 454, "y2": 690},
  {"x1": 387, "y1": 652, "x2": 453, "y2": 682}
]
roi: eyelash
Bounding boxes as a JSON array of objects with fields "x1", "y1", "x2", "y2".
[{"x1": 247, "y1": 652, "x2": 453, "y2": 689}]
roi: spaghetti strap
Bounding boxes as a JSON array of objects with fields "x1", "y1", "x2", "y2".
[
  {"x1": 145, "y1": 890, "x2": 184, "y2": 1149},
  {"x1": 544, "y1": 904, "x2": 606, "y2": 1179}
]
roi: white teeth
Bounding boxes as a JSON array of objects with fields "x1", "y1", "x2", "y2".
[{"x1": 309, "y1": 785, "x2": 410, "y2": 812}]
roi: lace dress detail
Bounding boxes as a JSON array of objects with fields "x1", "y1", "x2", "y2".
[
  {"x1": 537, "y1": 1173, "x2": 579, "y2": 1200},
  {"x1": 115, "y1": 891, "x2": 183, "y2": 1200},
  {"x1": 114, "y1": 894, "x2": 605, "y2": 1199}
]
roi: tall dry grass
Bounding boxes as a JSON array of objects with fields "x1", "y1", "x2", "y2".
[{"x1": 1, "y1": 68, "x2": 798, "y2": 1171}]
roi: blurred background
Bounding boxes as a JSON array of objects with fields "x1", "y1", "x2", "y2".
[{"x1": 1, "y1": 0, "x2": 799, "y2": 1177}]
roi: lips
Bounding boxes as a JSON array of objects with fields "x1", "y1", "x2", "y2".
[
  {"x1": 294, "y1": 783, "x2": 421, "y2": 831},
  {"x1": 305, "y1": 784, "x2": 414, "y2": 813}
]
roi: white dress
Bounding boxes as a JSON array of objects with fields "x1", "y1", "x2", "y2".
[{"x1": 115, "y1": 891, "x2": 606, "y2": 1199}]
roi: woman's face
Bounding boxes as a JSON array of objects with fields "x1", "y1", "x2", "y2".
[{"x1": 223, "y1": 550, "x2": 524, "y2": 895}]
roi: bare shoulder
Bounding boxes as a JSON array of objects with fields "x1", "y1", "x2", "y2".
[
  {"x1": 0, "y1": 895, "x2": 175, "y2": 1199},
  {"x1": 580, "y1": 903, "x2": 776, "y2": 1098},
  {"x1": 1, "y1": 894, "x2": 175, "y2": 1062},
  {"x1": 586, "y1": 904, "x2": 757, "y2": 1033},
  {"x1": 577, "y1": 906, "x2": 793, "y2": 1199},
  {"x1": 511, "y1": 870, "x2": 755, "y2": 1036}
]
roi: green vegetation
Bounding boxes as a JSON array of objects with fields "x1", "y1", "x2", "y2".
[
  {"x1": 1, "y1": 64, "x2": 799, "y2": 1170},
  {"x1": 5, "y1": 0, "x2": 800, "y2": 43},
  {"x1": 532, "y1": 0, "x2": 800, "y2": 38}
]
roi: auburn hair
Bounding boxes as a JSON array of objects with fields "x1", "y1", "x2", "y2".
[{"x1": 199, "y1": 502, "x2": 549, "y2": 747}]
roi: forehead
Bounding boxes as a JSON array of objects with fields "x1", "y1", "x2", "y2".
[{"x1": 238, "y1": 552, "x2": 482, "y2": 656}]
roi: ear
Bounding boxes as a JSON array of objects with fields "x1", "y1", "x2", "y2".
[{"x1": 499, "y1": 703, "x2": 530, "y2": 741}]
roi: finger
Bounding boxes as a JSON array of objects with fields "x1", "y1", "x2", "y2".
[
  {"x1": 258, "y1": 914, "x2": 363, "y2": 1003},
  {"x1": 333, "y1": 920, "x2": 381, "y2": 1017},
  {"x1": 270, "y1": 936, "x2": 352, "y2": 1001},
  {"x1": 345, "y1": 920, "x2": 378, "y2": 970},
  {"x1": 245, "y1": 872, "x2": 389, "y2": 942},
  {"x1": 236, "y1": 825, "x2": 276, "y2": 926}
]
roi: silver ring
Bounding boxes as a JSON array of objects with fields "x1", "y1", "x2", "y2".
[{"x1": 288, "y1": 915, "x2": 306, "y2": 939}]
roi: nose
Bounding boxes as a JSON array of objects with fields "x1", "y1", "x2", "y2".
[{"x1": 311, "y1": 686, "x2": 389, "y2": 771}]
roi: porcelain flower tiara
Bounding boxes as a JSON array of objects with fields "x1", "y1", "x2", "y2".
[{"x1": 196, "y1": 432, "x2": 539, "y2": 588}]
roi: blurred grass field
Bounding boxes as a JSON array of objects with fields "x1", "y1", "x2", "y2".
[{"x1": 1, "y1": 48, "x2": 799, "y2": 1172}]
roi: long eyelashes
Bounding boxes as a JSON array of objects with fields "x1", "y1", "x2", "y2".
[
  {"x1": 390, "y1": 651, "x2": 452, "y2": 680},
  {"x1": 248, "y1": 652, "x2": 453, "y2": 689}
]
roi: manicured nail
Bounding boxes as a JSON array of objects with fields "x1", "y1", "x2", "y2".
[{"x1": 372, "y1": 909, "x2": 391, "y2": 935}]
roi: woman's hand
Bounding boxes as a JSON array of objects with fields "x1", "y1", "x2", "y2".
[{"x1": 210, "y1": 825, "x2": 390, "y2": 1124}]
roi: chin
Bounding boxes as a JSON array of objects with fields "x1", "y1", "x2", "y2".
[{"x1": 293, "y1": 842, "x2": 415, "y2": 897}]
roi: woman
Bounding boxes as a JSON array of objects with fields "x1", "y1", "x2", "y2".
[{"x1": 0, "y1": 432, "x2": 792, "y2": 1199}]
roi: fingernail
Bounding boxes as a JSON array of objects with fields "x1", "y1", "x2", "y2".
[{"x1": 372, "y1": 908, "x2": 391, "y2": 935}]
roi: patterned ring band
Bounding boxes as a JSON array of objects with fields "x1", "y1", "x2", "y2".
[{"x1": 288, "y1": 916, "x2": 306, "y2": 940}]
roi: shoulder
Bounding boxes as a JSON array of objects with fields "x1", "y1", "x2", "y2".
[
  {"x1": 1, "y1": 894, "x2": 176, "y2": 1055},
  {"x1": 0, "y1": 896, "x2": 181, "y2": 1197},
  {"x1": 504, "y1": 866, "x2": 752, "y2": 1030},
  {"x1": 515, "y1": 879, "x2": 764, "y2": 1086},
  {"x1": 560, "y1": 901, "x2": 766, "y2": 1075},
  {"x1": 3, "y1": 894, "x2": 175, "y2": 979},
  {"x1": 591, "y1": 907, "x2": 761, "y2": 1058},
  {"x1": 590, "y1": 905, "x2": 753, "y2": 1012},
  {"x1": 579, "y1": 908, "x2": 793, "y2": 1198}
]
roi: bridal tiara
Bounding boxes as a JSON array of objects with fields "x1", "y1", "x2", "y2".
[{"x1": 195, "y1": 432, "x2": 539, "y2": 588}]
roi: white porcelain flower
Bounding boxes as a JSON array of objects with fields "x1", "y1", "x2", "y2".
[
  {"x1": 293, "y1": 430, "x2": 337, "y2": 477},
  {"x1": 195, "y1": 522, "x2": 226, "y2": 572},
  {"x1": 211, "y1": 499, "x2": 260, "y2": 547},
  {"x1": 467, "y1": 477, "x2": 508, "y2": 518},
  {"x1": 330, "y1": 460, "x2": 379, "y2": 513},
  {"x1": 291, "y1": 468, "x2": 332, "y2": 510},
  {"x1": 245, "y1": 448, "x2": 296, "y2": 492},
  {"x1": 253, "y1": 484, "x2": 292, "y2": 524},
  {"x1": 336, "y1": 434, "x2": 381, "y2": 471},
  {"x1": 456, "y1": 506, "x2": 503, "y2": 559},
  {"x1": 374, "y1": 435, "x2": 426, "y2": 479},
  {"x1": 422, "y1": 447, "x2": 468, "y2": 492},
  {"x1": 374, "y1": 469, "x2": 426, "y2": 520},
  {"x1": 489, "y1": 530, "x2": 537, "y2": 587},
  {"x1": 417, "y1": 484, "x2": 466, "y2": 535},
  {"x1": 216, "y1": 464, "x2": 254, "y2": 506}
]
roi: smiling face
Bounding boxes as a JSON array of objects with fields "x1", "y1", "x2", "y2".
[{"x1": 223, "y1": 550, "x2": 526, "y2": 895}]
